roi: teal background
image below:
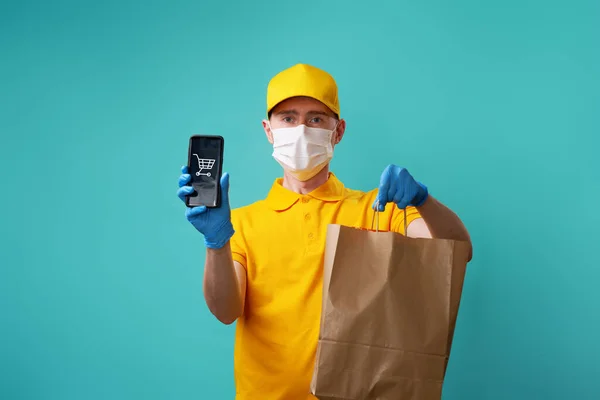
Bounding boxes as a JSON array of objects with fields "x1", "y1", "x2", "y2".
[{"x1": 1, "y1": 0, "x2": 599, "y2": 398}]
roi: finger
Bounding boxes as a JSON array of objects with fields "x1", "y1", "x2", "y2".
[
  {"x1": 371, "y1": 198, "x2": 379, "y2": 211},
  {"x1": 376, "y1": 165, "x2": 393, "y2": 207},
  {"x1": 396, "y1": 170, "x2": 416, "y2": 209},
  {"x1": 186, "y1": 206, "x2": 207, "y2": 218},
  {"x1": 396, "y1": 192, "x2": 411, "y2": 210},
  {"x1": 177, "y1": 186, "x2": 194, "y2": 201},
  {"x1": 387, "y1": 172, "x2": 400, "y2": 205},
  {"x1": 178, "y1": 173, "x2": 191, "y2": 188},
  {"x1": 372, "y1": 198, "x2": 385, "y2": 211},
  {"x1": 181, "y1": 165, "x2": 189, "y2": 174},
  {"x1": 391, "y1": 166, "x2": 405, "y2": 204},
  {"x1": 392, "y1": 186, "x2": 405, "y2": 206},
  {"x1": 373, "y1": 196, "x2": 386, "y2": 211},
  {"x1": 398, "y1": 169, "x2": 419, "y2": 207},
  {"x1": 220, "y1": 172, "x2": 230, "y2": 206}
]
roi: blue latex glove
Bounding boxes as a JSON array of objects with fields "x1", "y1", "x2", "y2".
[
  {"x1": 373, "y1": 164, "x2": 429, "y2": 211},
  {"x1": 177, "y1": 166, "x2": 235, "y2": 249}
]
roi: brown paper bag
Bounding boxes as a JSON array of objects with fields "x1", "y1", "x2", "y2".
[{"x1": 310, "y1": 224, "x2": 471, "y2": 400}]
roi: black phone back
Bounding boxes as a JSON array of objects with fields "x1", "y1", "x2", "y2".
[{"x1": 186, "y1": 135, "x2": 224, "y2": 208}]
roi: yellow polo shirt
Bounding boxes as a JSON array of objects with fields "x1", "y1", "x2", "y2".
[{"x1": 229, "y1": 173, "x2": 421, "y2": 400}]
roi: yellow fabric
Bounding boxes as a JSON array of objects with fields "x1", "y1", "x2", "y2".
[
  {"x1": 266, "y1": 63, "x2": 340, "y2": 117},
  {"x1": 229, "y1": 173, "x2": 422, "y2": 400}
]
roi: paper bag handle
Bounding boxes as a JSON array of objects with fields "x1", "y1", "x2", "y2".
[{"x1": 372, "y1": 201, "x2": 408, "y2": 235}]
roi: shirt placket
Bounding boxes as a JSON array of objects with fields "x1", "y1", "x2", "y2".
[{"x1": 300, "y1": 196, "x2": 319, "y2": 253}]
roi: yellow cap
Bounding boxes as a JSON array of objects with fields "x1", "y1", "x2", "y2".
[{"x1": 266, "y1": 63, "x2": 340, "y2": 117}]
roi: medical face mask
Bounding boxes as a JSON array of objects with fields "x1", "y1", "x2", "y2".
[{"x1": 270, "y1": 123, "x2": 337, "y2": 181}]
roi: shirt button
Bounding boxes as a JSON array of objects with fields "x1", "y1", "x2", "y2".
[
  {"x1": 304, "y1": 213, "x2": 311, "y2": 221},
  {"x1": 308, "y1": 233, "x2": 314, "y2": 240}
]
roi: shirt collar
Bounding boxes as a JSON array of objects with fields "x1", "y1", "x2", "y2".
[{"x1": 265, "y1": 173, "x2": 346, "y2": 211}]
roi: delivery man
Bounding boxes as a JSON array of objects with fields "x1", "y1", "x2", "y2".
[{"x1": 177, "y1": 63, "x2": 472, "y2": 400}]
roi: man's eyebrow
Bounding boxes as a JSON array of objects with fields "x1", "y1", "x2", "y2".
[
  {"x1": 306, "y1": 110, "x2": 333, "y2": 117},
  {"x1": 274, "y1": 109, "x2": 299, "y2": 115}
]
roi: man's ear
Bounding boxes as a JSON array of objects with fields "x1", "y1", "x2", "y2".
[
  {"x1": 263, "y1": 119, "x2": 274, "y2": 144},
  {"x1": 333, "y1": 119, "x2": 346, "y2": 145}
]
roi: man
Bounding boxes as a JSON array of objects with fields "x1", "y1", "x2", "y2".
[{"x1": 177, "y1": 63, "x2": 472, "y2": 400}]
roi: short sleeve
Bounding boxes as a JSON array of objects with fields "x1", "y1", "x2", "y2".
[
  {"x1": 391, "y1": 205, "x2": 422, "y2": 235},
  {"x1": 230, "y1": 211, "x2": 248, "y2": 269}
]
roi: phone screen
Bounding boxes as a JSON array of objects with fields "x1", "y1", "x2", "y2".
[{"x1": 187, "y1": 135, "x2": 223, "y2": 208}]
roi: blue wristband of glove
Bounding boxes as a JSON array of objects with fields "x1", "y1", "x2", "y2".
[{"x1": 204, "y1": 220, "x2": 235, "y2": 249}]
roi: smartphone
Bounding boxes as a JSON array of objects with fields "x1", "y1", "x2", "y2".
[{"x1": 186, "y1": 135, "x2": 224, "y2": 208}]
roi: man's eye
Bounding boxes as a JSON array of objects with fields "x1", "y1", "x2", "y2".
[
  {"x1": 283, "y1": 117, "x2": 294, "y2": 123},
  {"x1": 310, "y1": 117, "x2": 322, "y2": 124}
]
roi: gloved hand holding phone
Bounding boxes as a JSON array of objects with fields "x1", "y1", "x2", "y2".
[{"x1": 177, "y1": 166, "x2": 235, "y2": 249}]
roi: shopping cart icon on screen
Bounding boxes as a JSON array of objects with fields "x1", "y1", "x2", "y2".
[{"x1": 192, "y1": 154, "x2": 215, "y2": 177}]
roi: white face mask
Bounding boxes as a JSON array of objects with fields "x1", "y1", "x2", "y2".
[{"x1": 270, "y1": 123, "x2": 336, "y2": 181}]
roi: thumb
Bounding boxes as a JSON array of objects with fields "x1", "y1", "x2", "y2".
[{"x1": 220, "y1": 172, "x2": 230, "y2": 206}]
